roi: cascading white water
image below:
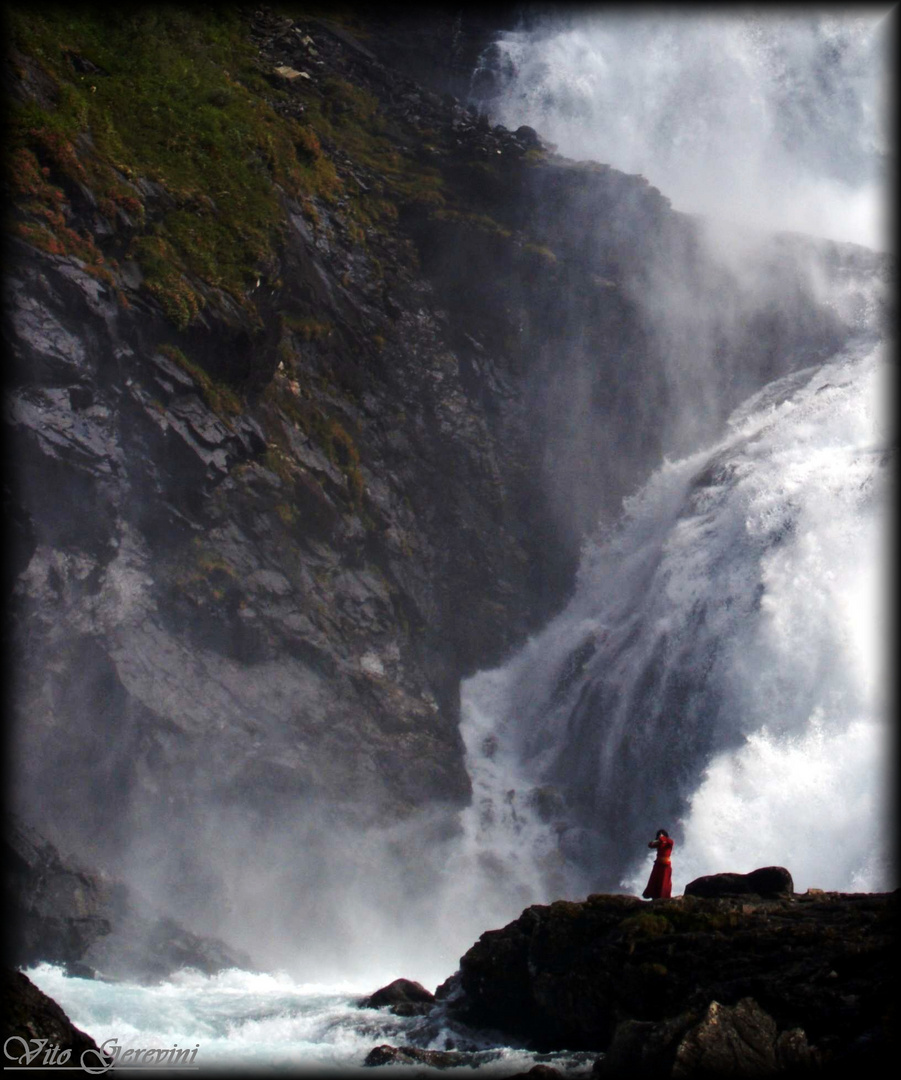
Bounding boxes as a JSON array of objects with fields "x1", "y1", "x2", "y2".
[
  {"x1": 438, "y1": 4, "x2": 894, "y2": 912},
  {"x1": 453, "y1": 330, "x2": 892, "y2": 902}
]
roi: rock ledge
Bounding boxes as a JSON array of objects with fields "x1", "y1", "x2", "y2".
[{"x1": 443, "y1": 888, "x2": 895, "y2": 1074}]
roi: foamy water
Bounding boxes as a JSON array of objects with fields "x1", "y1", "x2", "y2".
[
  {"x1": 20, "y1": 963, "x2": 596, "y2": 1076},
  {"x1": 21, "y1": 965, "x2": 377, "y2": 1071}
]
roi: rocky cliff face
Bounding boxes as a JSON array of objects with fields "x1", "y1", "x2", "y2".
[{"x1": 3, "y1": 5, "x2": 885, "y2": 959}]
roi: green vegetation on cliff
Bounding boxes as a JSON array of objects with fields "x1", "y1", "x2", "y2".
[
  {"x1": 4, "y1": 4, "x2": 340, "y2": 324},
  {"x1": 3, "y1": 3, "x2": 553, "y2": 334}
]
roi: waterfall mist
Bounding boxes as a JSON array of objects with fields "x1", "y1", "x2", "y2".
[
  {"x1": 195, "y1": 276, "x2": 890, "y2": 990},
  {"x1": 473, "y1": 5, "x2": 893, "y2": 249}
]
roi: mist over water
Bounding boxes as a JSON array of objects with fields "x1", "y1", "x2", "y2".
[
  {"x1": 264, "y1": 321, "x2": 890, "y2": 991},
  {"x1": 22, "y1": 321, "x2": 894, "y2": 1046},
  {"x1": 474, "y1": 7, "x2": 893, "y2": 249}
]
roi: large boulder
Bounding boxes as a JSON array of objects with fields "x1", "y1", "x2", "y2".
[{"x1": 683, "y1": 867, "x2": 794, "y2": 899}]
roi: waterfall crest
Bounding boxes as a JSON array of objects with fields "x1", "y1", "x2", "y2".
[{"x1": 472, "y1": 9, "x2": 890, "y2": 249}]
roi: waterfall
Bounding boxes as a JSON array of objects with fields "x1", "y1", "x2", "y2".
[
  {"x1": 21, "y1": 326, "x2": 893, "y2": 1042},
  {"x1": 21, "y1": 337, "x2": 892, "y2": 1069},
  {"x1": 451, "y1": 331, "x2": 892, "y2": 905},
  {"x1": 417, "y1": 5, "x2": 896, "y2": 930}
]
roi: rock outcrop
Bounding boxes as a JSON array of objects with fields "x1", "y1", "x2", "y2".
[
  {"x1": 3, "y1": 816, "x2": 111, "y2": 973},
  {"x1": 595, "y1": 998, "x2": 819, "y2": 1078},
  {"x1": 440, "y1": 890, "x2": 896, "y2": 1074},
  {"x1": 362, "y1": 977, "x2": 436, "y2": 1017}
]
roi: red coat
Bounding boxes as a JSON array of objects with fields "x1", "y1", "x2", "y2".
[{"x1": 642, "y1": 835, "x2": 674, "y2": 899}]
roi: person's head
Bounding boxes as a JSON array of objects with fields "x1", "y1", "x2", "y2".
[{"x1": 656, "y1": 829, "x2": 669, "y2": 839}]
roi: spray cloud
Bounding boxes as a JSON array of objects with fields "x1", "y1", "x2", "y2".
[{"x1": 475, "y1": 6, "x2": 893, "y2": 249}]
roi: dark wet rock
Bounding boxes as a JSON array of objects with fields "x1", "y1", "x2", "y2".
[
  {"x1": 671, "y1": 998, "x2": 817, "y2": 1077},
  {"x1": 594, "y1": 1012, "x2": 697, "y2": 1078},
  {"x1": 684, "y1": 867, "x2": 795, "y2": 899},
  {"x1": 4, "y1": 816, "x2": 111, "y2": 971},
  {"x1": 364, "y1": 1043, "x2": 472, "y2": 1068},
  {"x1": 524, "y1": 786, "x2": 566, "y2": 824},
  {"x1": 445, "y1": 890, "x2": 896, "y2": 1073},
  {"x1": 595, "y1": 998, "x2": 819, "y2": 1078},
  {"x1": 514, "y1": 124, "x2": 542, "y2": 148},
  {"x1": 363, "y1": 977, "x2": 436, "y2": 1016},
  {"x1": 2, "y1": 968, "x2": 109, "y2": 1068}
]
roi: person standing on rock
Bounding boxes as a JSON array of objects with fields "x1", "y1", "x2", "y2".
[{"x1": 642, "y1": 829, "x2": 674, "y2": 899}]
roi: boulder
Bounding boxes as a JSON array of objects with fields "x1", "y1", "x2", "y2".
[
  {"x1": 514, "y1": 124, "x2": 542, "y2": 149},
  {"x1": 684, "y1": 867, "x2": 794, "y2": 899},
  {"x1": 363, "y1": 1044, "x2": 469, "y2": 1068},
  {"x1": 362, "y1": 977, "x2": 436, "y2": 1017}
]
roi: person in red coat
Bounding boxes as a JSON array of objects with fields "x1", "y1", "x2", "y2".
[{"x1": 642, "y1": 829, "x2": 674, "y2": 899}]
